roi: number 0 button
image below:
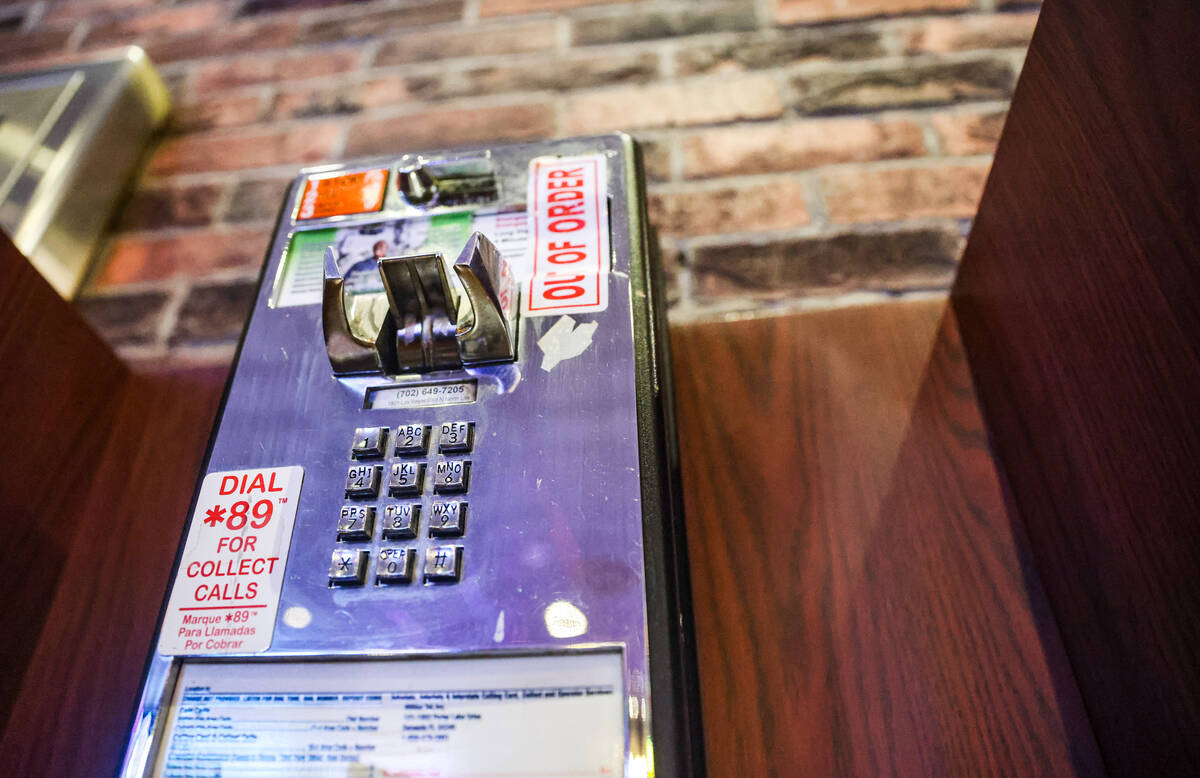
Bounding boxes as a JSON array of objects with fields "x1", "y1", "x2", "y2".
[
  {"x1": 438, "y1": 422, "x2": 473, "y2": 453},
  {"x1": 376, "y1": 547, "x2": 415, "y2": 584}
]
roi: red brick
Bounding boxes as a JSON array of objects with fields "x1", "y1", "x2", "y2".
[
  {"x1": 344, "y1": 102, "x2": 553, "y2": 157},
  {"x1": 404, "y1": 50, "x2": 659, "y2": 102},
  {"x1": 138, "y1": 17, "x2": 298, "y2": 65},
  {"x1": 649, "y1": 178, "x2": 810, "y2": 238},
  {"x1": 820, "y1": 162, "x2": 990, "y2": 223},
  {"x1": 76, "y1": 288, "x2": 171, "y2": 346},
  {"x1": 81, "y1": 2, "x2": 228, "y2": 48},
  {"x1": 776, "y1": 0, "x2": 970, "y2": 26},
  {"x1": 117, "y1": 183, "x2": 225, "y2": 231},
  {"x1": 902, "y1": 12, "x2": 1039, "y2": 54},
  {"x1": 481, "y1": 0, "x2": 632, "y2": 17},
  {"x1": 173, "y1": 93, "x2": 266, "y2": 131},
  {"x1": 358, "y1": 75, "x2": 416, "y2": 110},
  {"x1": 44, "y1": 0, "x2": 159, "y2": 25},
  {"x1": 681, "y1": 118, "x2": 926, "y2": 179},
  {"x1": 676, "y1": 27, "x2": 885, "y2": 76},
  {"x1": 563, "y1": 75, "x2": 784, "y2": 134},
  {"x1": 373, "y1": 19, "x2": 556, "y2": 66},
  {"x1": 297, "y1": 1, "x2": 463, "y2": 44},
  {"x1": 930, "y1": 110, "x2": 1007, "y2": 155},
  {"x1": 226, "y1": 176, "x2": 296, "y2": 223},
  {"x1": 0, "y1": 27, "x2": 73, "y2": 69},
  {"x1": 190, "y1": 47, "x2": 360, "y2": 93},
  {"x1": 572, "y1": 6, "x2": 757, "y2": 46},
  {"x1": 147, "y1": 122, "x2": 344, "y2": 176},
  {"x1": 95, "y1": 228, "x2": 272, "y2": 287},
  {"x1": 792, "y1": 58, "x2": 1013, "y2": 114},
  {"x1": 271, "y1": 82, "x2": 366, "y2": 120},
  {"x1": 690, "y1": 228, "x2": 961, "y2": 299},
  {"x1": 170, "y1": 278, "x2": 260, "y2": 346}
]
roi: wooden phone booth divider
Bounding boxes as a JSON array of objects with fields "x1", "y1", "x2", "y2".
[
  {"x1": 2, "y1": 1, "x2": 1198, "y2": 772},
  {"x1": 951, "y1": 0, "x2": 1200, "y2": 774},
  {"x1": 0, "y1": 230, "x2": 228, "y2": 774}
]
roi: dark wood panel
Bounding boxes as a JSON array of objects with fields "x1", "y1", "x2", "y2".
[
  {"x1": 671, "y1": 299, "x2": 1101, "y2": 776},
  {"x1": 0, "y1": 367, "x2": 226, "y2": 777},
  {"x1": 0, "y1": 232, "x2": 128, "y2": 727},
  {"x1": 951, "y1": 1, "x2": 1200, "y2": 773}
]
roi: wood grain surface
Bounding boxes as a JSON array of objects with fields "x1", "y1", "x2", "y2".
[
  {"x1": 0, "y1": 367, "x2": 226, "y2": 777},
  {"x1": 951, "y1": 1, "x2": 1200, "y2": 774},
  {"x1": 0, "y1": 232, "x2": 127, "y2": 727},
  {"x1": 671, "y1": 298, "x2": 1101, "y2": 776}
]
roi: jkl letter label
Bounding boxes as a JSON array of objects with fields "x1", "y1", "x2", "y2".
[
  {"x1": 158, "y1": 466, "x2": 304, "y2": 656},
  {"x1": 523, "y1": 154, "x2": 610, "y2": 317}
]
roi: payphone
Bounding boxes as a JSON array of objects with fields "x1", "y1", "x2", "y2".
[{"x1": 118, "y1": 135, "x2": 704, "y2": 777}]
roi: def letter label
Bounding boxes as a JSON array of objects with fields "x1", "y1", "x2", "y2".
[
  {"x1": 158, "y1": 466, "x2": 304, "y2": 656},
  {"x1": 523, "y1": 154, "x2": 610, "y2": 317}
]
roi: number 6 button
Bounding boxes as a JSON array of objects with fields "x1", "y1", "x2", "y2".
[{"x1": 434, "y1": 460, "x2": 469, "y2": 493}]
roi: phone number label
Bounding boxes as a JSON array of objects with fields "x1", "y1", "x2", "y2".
[{"x1": 368, "y1": 380, "x2": 478, "y2": 409}]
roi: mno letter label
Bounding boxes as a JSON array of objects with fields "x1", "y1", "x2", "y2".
[
  {"x1": 523, "y1": 154, "x2": 610, "y2": 317},
  {"x1": 158, "y1": 466, "x2": 304, "y2": 656}
]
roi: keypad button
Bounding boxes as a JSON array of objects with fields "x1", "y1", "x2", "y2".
[
  {"x1": 438, "y1": 421, "x2": 474, "y2": 453},
  {"x1": 381, "y1": 504, "x2": 420, "y2": 540},
  {"x1": 345, "y1": 465, "x2": 382, "y2": 498},
  {"x1": 393, "y1": 424, "x2": 430, "y2": 456},
  {"x1": 429, "y1": 501, "x2": 466, "y2": 537},
  {"x1": 433, "y1": 459, "x2": 470, "y2": 494},
  {"x1": 424, "y1": 545, "x2": 462, "y2": 583},
  {"x1": 329, "y1": 549, "x2": 368, "y2": 585},
  {"x1": 337, "y1": 505, "x2": 375, "y2": 541},
  {"x1": 376, "y1": 547, "x2": 416, "y2": 584},
  {"x1": 388, "y1": 462, "x2": 425, "y2": 496},
  {"x1": 351, "y1": 427, "x2": 387, "y2": 459}
]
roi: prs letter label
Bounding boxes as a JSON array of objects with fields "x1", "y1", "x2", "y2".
[
  {"x1": 158, "y1": 466, "x2": 304, "y2": 656},
  {"x1": 523, "y1": 154, "x2": 610, "y2": 317}
]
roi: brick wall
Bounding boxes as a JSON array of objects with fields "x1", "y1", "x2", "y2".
[{"x1": 0, "y1": 0, "x2": 1039, "y2": 368}]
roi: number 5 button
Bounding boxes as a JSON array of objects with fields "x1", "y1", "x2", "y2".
[{"x1": 434, "y1": 460, "x2": 469, "y2": 493}]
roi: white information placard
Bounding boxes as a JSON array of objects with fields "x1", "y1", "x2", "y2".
[
  {"x1": 152, "y1": 652, "x2": 626, "y2": 777},
  {"x1": 158, "y1": 466, "x2": 304, "y2": 656}
]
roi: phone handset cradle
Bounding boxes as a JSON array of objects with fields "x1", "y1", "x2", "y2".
[{"x1": 322, "y1": 231, "x2": 516, "y2": 376}]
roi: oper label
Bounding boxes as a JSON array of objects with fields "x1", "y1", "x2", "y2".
[{"x1": 158, "y1": 466, "x2": 304, "y2": 656}]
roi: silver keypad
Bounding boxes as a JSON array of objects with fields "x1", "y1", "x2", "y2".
[
  {"x1": 351, "y1": 426, "x2": 387, "y2": 459},
  {"x1": 438, "y1": 421, "x2": 473, "y2": 453},
  {"x1": 433, "y1": 459, "x2": 470, "y2": 493},
  {"x1": 345, "y1": 465, "x2": 382, "y2": 498},
  {"x1": 337, "y1": 505, "x2": 375, "y2": 541},
  {"x1": 376, "y1": 547, "x2": 416, "y2": 584},
  {"x1": 393, "y1": 424, "x2": 430, "y2": 456},
  {"x1": 424, "y1": 545, "x2": 462, "y2": 582},
  {"x1": 388, "y1": 462, "x2": 424, "y2": 496},
  {"x1": 329, "y1": 549, "x2": 368, "y2": 585},
  {"x1": 381, "y1": 503, "x2": 419, "y2": 539},
  {"x1": 429, "y1": 501, "x2": 466, "y2": 537}
]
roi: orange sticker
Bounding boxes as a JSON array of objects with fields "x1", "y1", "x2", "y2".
[{"x1": 296, "y1": 168, "x2": 388, "y2": 220}]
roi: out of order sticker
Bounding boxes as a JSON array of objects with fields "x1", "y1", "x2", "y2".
[{"x1": 158, "y1": 466, "x2": 304, "y2": 656}]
